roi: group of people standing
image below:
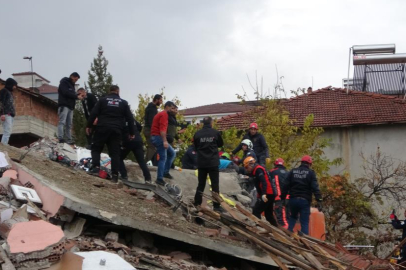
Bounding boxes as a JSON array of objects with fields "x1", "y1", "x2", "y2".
[
  {"x1": 189, "y1": 119, "x2": 323, "y2": 234},
  {"x1": 0, "y1": 74, "x2": 322, "y2": 235}
]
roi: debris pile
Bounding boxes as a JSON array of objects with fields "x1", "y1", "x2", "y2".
[{"x1": 0, "y1": 140, "x2": 398, "y2": 269}]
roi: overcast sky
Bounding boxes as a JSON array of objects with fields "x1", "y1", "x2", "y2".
[{"x1": 2, "y1": 0, "x2": 406, "y2": 109}]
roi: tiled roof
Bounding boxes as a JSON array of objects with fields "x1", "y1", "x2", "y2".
[
  {"x1": 217, "y1": 87, "x2": 406, "y2": 130},
  {"x1": 181, "y1": 102, "x2": 258, "y2": 116},
  {"x1": 12, "y1": 72, "x2": 50, "y2": 83},
  {"x1": 36, "y1": 84, "x2": 58, "y2": 94}
]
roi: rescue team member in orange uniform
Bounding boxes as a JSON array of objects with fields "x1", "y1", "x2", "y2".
[
  {"x1": 269, "y1": 158, "x2": 289, "y2": 228},
  {"x1": 243, "y1": 156, "x2": 278, "y2": 226}
]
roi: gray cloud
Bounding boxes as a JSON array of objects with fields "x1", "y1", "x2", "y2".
[{"x1": 2, "y1": 0, "x2": 406, "y2": 108}]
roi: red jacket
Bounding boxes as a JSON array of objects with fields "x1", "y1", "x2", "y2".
[
  {"x1": 252, "y1": 165, "x2": 274, "y2": 197},
  {"x1": 151, "y1": 111, "x2": 168, "y2": 136}
]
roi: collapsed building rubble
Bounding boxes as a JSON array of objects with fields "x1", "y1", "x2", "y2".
[{"x1": 0, "y1": 138, "x2": 398, "y2": 269}]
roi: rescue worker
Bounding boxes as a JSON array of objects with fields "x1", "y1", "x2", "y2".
[
  {"x1": 243, "y1": 156, "x2": 278, "y2": 226},
  {"x1": 77, "y1": 88, "x2": 98, "y2": 149},
  {"x1": 269, "y1": 158, "x2": 289, "y2": 228},
  {"x1": 219, "y1": 153, "x2": 239, "y2": 173},
  {"x1": 237, "y1": 139, "x2": 256, "y2": 175},
  {"x1": 150, "y1": 101, "x2": 177, "y2": 185},
  {"x1": 119, "y1": 118, "x2": 151, "y2": 182},
  {"x1": 281, "y1": 155, "x2": 322, "y2": 235},
  {"x1": 232, "y1": 123, "x2": 270, "y2": 166},
  {"x1": 144, "y1": 94, "x2": 163, "y2": 163},
  {"x1": 0, "y1": 78, "x2": 17, "y2": 145},
  {"x1": 193, "y1": 117, "x2": 224, "y2": 212},
  {"x1": 57, "y1": 72, "x2": 84, "y2": 144},
  {"x1": 181, "y1": 140, "x2": 197, "y2": 170},
  {"x1": 390, "y1": 209, "x2": 406, "y2": 263},
  {"x1": 167, "y1": 105, "x2": 179, "y2": 146},
  {"x1": 87, "y1": 85, "x2": 135, "y2": 183}
]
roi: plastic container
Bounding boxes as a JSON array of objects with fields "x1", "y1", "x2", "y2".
[{"x1": 293, "y1": 207, "x2": 326, "y2": 240}]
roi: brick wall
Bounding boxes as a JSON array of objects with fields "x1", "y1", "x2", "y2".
[{"x1": 0, "y1": 82, "x2": 58, "y2": 126}]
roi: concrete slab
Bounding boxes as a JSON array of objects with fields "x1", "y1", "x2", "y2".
[
  {"x1": 7, "y1": 220, "x2": 64, "y2": 253},
  {"x1": 75, "y1": 251, "x2": 136, "y2": 270},
  {"x1": 6, "y1": 150, "x2": 277, "y2": 267}
]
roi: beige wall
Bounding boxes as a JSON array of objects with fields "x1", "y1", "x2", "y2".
[{"x1": 322, "y1": 124, "x2": 406, "y2": 180}]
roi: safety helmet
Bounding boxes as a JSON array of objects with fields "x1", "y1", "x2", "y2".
[
  {"x1": 301, "y1": 155, "x2": 313, "y2": 164},
  {"x1": 221, "y1": 152, "x2": 231, "y2": 160},
  {"x1": 249, "y1": 123, "x2": 258, "y2": 130},
  {"x1": 274, "y1": 158, "x2": 284, "y2": 166},
  {"x1": 243, "y1": 156, "x2": 256, "y2": 168},
  {"x1": 241, "y1": 139, "x2": 253, "y2": 150}
]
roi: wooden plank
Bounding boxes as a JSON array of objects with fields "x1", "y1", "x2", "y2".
[
  {"x1": 269, "y1": 253, "x2": 289, "y2": 270},
  {"x1": 230, "y1": 225, "x2": 315, "y2": 270},
  {"x1": 385, "y1": 236, "x2": 406, "y2": 259}
]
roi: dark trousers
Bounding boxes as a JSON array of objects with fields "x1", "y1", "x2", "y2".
[
  {"x1": 253, "y1": 194, "x2": 277, "y2": 226},
  {"x1": 288, "y1": 197, "x2": 311, "y2": 234},
  {"x1": 91, "y1": 127, "x2": 121, "y2": 175},
  {"x1": 257, "y1": 155, "x2": 266, "y2": 167},
  {"x1": 194, "y1": 166, "x2": 220, "y2": 208},
  {"x1": 274, "y1": 200, "x2": 289, "y2": 228},
  {"x1": 119, "y1": 140, "x2": 151, "y2": 181},
  {"x1": 143, "y1": 127, "x2": 156, "y2": 163}
]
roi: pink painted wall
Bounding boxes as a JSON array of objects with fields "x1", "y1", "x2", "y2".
[{"x1": 14, "y1": 167, "x2": 65, "y2": 217}]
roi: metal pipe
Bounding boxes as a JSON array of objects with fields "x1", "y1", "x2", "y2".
[
  {"x1": 354, "y1": 53, "x2": 406, "y2": 65},
  {"x1": 353, "y1": 44, "x2": 395, "y2": 55},
  {"x1": 30, "y1": 58, "x2": 33, "y2": 90}
]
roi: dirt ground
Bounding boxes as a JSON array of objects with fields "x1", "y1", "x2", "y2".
[{"x1": 0, "y1": 144, "x2": 252, "y2": 249}]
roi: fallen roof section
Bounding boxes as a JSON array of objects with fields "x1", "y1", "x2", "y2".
[{"x1": 1, "y1": 144, "x2": 277, "y2": 267}]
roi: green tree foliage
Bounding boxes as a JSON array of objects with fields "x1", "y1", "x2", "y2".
[
  {"x1": 73, "y1": 45, "x2": 114, "y2": 146},
  {"x1": 88, "y1": 45, "x2": 113, "y2": 97}
]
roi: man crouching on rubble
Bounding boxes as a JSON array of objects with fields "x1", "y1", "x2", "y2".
[{"x1": 86, "y1": 85, "x2": 135, "y2": 183}]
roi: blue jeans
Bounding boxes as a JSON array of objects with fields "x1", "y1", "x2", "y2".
[
  {"x1": 288, "y1": 197, "x2": 311, "y2": 235},
  {"x1": 57, "y1": 106, "x2": 73, "y2": 143},
  {"x1": 1, "y1": 115, "x2": 14, "y2": 145},
  {"x1": 151, "y1": 136, "x2": 176, "y2": 181}
]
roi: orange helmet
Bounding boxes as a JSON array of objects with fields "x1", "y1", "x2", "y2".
[
  {"x1": 243, "y1": 156, "x2": 256, "y2": 168},
  {"x1": 301, "y1": 155, "x2": 312, "y2": 164}
]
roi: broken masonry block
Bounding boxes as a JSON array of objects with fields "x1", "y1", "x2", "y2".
[{"x1": 105, "y1": 232, "x2": 119, "y2": 242}]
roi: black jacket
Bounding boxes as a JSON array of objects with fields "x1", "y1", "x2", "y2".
[
  {"x1": 144, "y1": 102, "x2": 158, "y2": 128},
  {"x1": 392, "y1": 219, "x2": 406, "y2": 244},
  {"x1": 0, "y1": 85, "x2": 15, "y2": 117},
  {"x1": 82, "y1": 92, "x2": 98, "y2": 119},
  {"x1": 269, "y1": 165, "x2": 288, "y2": 197},
  {"x1": 58, "y1": 77, "x2": 79, "y2": 110},
  {"x1": 87, "y1": 93, "x2": 135, "y2": 135},
  {"x1": 123, "y1": 118, "x2": 143, "y2": 143},
  {"x1": 194, "y1": 124, "x2": 224, "y2": 168},
  {"x1": 232, "y1": 132, "x2": 269, "y2": 158},
  {"x1": 182, "y1": 145, "x2": 198, "y2": 170},
  {"x1": 281, "y1": 164, "x2": 322, "y2": 202}
]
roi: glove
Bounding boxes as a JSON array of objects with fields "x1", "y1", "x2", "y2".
[
  {"x1": 262, "y1": 194, "x2": 268, "y2": 202},
  {"x1": 266, "y1": 158, "x2": 271, "y2": 165},
  {"x1": 390, "y1": 213, "x2": 398, "y2": 220},
  {"x1": 316, "y1": 201, "x2": 323, "y2": 212}
]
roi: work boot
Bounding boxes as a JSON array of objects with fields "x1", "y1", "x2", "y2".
[
  {"x1": 88, "y1": 167, "x2": 100, "y2": 176},
  {"x1": 155, "y1": 179, "x2": 167, "y2": 186},
  {"x1": 58, "y1": 139, "x2": 65, "y2": 144},
  {"x1": 145, "y1": 178, "x2": 152, "y2": 184},
  {"x1": 163, "y1": 173, "x2": 173, "y2": 179},
  {"x1": 111, "y1": 174, "x2": 119, "y2": 184},
  {"x1": 120, "y1": 175, "x2": 128, "y2": 181}
]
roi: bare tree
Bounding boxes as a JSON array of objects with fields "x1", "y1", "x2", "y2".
[{"x1": 356, "y1": 147, "x2": 406, "y2": 207}]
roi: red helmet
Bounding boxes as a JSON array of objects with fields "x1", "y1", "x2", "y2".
[
  {"x1": 274, "y1": 158, "x2": 284, "y2": 166},
  {"x1": 249, "y1": 123, "x2": 258, "y2": 130},
  {"x1": 301, "y1": 155, "x2": 312, "y2": 164}
]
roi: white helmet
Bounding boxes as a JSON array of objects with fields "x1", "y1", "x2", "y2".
[{"x1": 241, "y1": 139, "x2": 253, "y2": 150}]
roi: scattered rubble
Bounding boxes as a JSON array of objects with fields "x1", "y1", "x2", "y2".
[{"x1": 0, "y1": 138, "x2": 397, "y2": 269}]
